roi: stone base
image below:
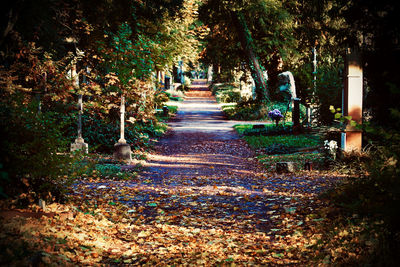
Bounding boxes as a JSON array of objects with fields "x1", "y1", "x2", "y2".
[
  {"x1": 70, "y1": 141, "x2": 89, "y2": 154},
  {"x1": 276, "y1": 162, "x2": 296, "y2": 173},
  {"x1": 113, "y1": 142, "x2": 132, "y2": 162}
]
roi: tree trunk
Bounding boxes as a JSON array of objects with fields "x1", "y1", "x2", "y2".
[{"x1": 231, "y1": 11, "x2": 269, "y2": 103}]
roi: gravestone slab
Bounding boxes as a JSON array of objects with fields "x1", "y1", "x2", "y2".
[{"x1": 277, "y1": 71, "x2": 296, "y2": 100}]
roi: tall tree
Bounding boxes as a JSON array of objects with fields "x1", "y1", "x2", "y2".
[
  {"x1": 231, "y1": 10, "x2": 268, "y2": 102},
  {"x1": 199, "y1": 0, "x2": 295, "y2": 102}
]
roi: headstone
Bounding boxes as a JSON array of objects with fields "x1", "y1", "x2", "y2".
[
  {"x1": 113, "y1": 96, "x2": 132, "y2": 162},
  {"x1": 277, "y1": 71, "x2": 296, "y2": 100},
  {"x1": 276, "y1": 162, "x2": 296, "y2": 173},
  {"x1": 341, "y1": 48, "x2": 363, "y2": 152}
]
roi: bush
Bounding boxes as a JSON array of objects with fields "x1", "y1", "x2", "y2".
[
  {"x1": 314, "y1": 111, "x2": 400, "y2": 265},
  {"x1": 312, "y1": 62, "x2": 343, "y2": 125},
  {"x1": 154, "y1": 91, "x2": 170, "y2": 107},
  {"x1": 62, "y1": 111, "x2": 168, "y2": 154},
  {"x1": 0, "y1": 98, "x2": 73, "y2": 201}
]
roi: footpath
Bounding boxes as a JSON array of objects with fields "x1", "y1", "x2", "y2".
[{"x1": 72, "y1": 80, "x2": 340, "y2": 264}]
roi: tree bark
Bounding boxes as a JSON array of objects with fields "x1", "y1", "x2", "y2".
[{"x1": 231, "y1": 11, "x2": 269, "y2": 103}]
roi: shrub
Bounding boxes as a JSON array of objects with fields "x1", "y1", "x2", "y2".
[
  {"x1": 154, "y1": 91, "x2": 169, "y2": 108},
  {"x1": 0, "y1": 98, "x2": 73, "y2": 201},
  {"x1": 63, "y1": 112, "x2": 168, "y2": 154},
  {"x1": 312, "y1": 62, "x2": 343, "y2": 125}
]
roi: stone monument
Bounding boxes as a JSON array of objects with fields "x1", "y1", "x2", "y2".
[
  {"x1": 70, "y1": 64, "x2": 89, "y2": 153},
  {"x1": 277, "y1": 71, "x2": 297, "y2": 100},
  {"x1": 277, "y1": 71, "x2": 301, "y2": 132},
  {"x1": 113, "y1": 96, "x2": 132, "y2": 162}
]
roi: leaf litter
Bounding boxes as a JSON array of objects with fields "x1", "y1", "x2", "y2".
[{"x1": 0, "y1": 89, "x2": 345, "y2": 265}]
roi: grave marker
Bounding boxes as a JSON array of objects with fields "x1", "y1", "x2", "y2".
[{"x1": 113, "y1": 96, "x2": 132, "y2": 162}]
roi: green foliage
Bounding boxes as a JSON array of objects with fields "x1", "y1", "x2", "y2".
[
  {"x1": 316, "y1": 106, "x2": 400, "y2": 265},
  {"x1": 199, "y1": 0, "x2": 296, "y2": 100},
  {"x1": 154, "y1": 91, "x2": 170, "y2": 108},
  {"x1": 0, "y1": 98, "x2": 73, "y2": 201},
  {"x1": 311, "y1": 62, "x2": 343, "y2": 125},
  {"x1": 244, "y1": 134, "x2": 319, "y2": 149},
  {"x1": 63, "y1": 112, "x2": 168, "y2": 154}
]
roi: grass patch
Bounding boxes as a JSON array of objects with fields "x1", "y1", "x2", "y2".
[{"x1": 244, "y1": 134, "x2": 320, "y2": 149}]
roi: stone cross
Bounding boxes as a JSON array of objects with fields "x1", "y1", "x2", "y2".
[
  {"x1": 71, "y1": 94, "x2": 89, "y2": 154},
  {"x1": 119, "y1": 95, "x2": 126, "y2": 144},
  {"x1": 76, "y1": 94, "x2": 84, "y2": 142},
  {"x1": 113, "y1": 95, "x2": 132, "y2": 162},
  {"x1": 70, "y1": 64, "x2": 88, "y2": 153},
  {"x1": 341, "y1": 48, "x2": 363, "y2": 152}
]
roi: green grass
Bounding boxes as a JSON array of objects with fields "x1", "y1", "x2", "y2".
[
  {"x1": 244, "y1": 134, "x2": 320, "y2": 149},
  {"x1": 258, "y1": 152, "x2": 324, "y2": 171}
]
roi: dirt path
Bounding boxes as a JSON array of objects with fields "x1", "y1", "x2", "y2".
[{"x1": 68, "y1": 80, "x2": 341, "y2": 264}]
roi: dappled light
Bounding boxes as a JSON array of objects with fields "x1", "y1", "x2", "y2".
[{"x1": 1, "y1": 0, "x2": 400, "y2": 265}]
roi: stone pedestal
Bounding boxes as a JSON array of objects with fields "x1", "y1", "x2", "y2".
[
  {"x1": 71, "y1": 138, "x2": 89, "y2": 153},
  {"x1": 113, "y1": 142, "x2": 132, "y2": 162}
]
